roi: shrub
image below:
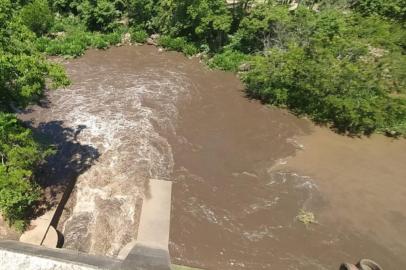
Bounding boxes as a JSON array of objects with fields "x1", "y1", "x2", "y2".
[
  {"x1": 104, "y1": 29, "x2": 124, "y2": 45},
  {"x1": 0, "y1": 113, "x2": 45, "y2": 229},
  {"x1": 222, "y1": 3, "x2": 406, "y2": 135},
  {"x1": 208, "y1": 50, "x2": 250, "y2": 71},
  {"x1": 91, "y1": 34, "x2": 110, "y2": 49},
  {"x1": 40, "y1": 17, "x2": 124, "y2": 57},
  {"x1": 127, "y1": 0, "x2": 156, "y2": 29},
  {"x1": 242, "y1": 44, "x2": 406, "y2": 135},
  {"x1": 154, "y1": 0, "x2": 232, "y2": 49},
  {"x1": 158, "y1": 36, "x2": 198, "y2": 56},
  {"x1": 353, "y1": 0, "x2": 406, "y2": 21},
  {"x1": 49, "y1": 0, "x2": 81, "y2": 14},
  {"x1": 44, "y1": 30, "x2": 90, "y2": 56},
  {"x1": 0, "y1": 0, "x2": 66, "y2": 230},
  {"x1": 20, "y1": 0, "x2": 54, "y2": 36},
  {"x1": 130, "y1": 28, "x2": 148, "y2": 43},
  {"x1": 78, "y1": 0, "x2": 121, "y2": 32}
]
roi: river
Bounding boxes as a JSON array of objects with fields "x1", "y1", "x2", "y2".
[{"x1": 20, "y1": 46, "x2": 406, "y2": 269}]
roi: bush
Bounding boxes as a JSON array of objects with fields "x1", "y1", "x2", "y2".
[
  {"x1": 0, "y1": 113, "x2": 45, "y2": 229},
  {"x1": 158, "y1": 36, "x2": 198, "y2": 56},
  {"x1": 208, "y1": 50, "x2": 250, "y2": 71},
  {"x1": 103, "y1": 29, "x2": 124, "y2": 45},
  {"x1": 78, "y1": 0, "x2": 121, "y2": 32},
  {"x1": 353, "y1": 0, "x2": 406, "y2": 21},
  {"x1": 242, "y1": 44, "x2": 406, "y2": 135},
  {"x1": 127, "y1": 0, "x2": 156, "y2": 29},
  {"x1": 20, "y1": 0, "x2": 54, "y2": 36},
  {"x1": 154, "y1": 0, "x2": 232, "y2": 49},
  {"x1": 0, "y1": 1, "x2": 66, "y2": 229},
  {"x1": 221, "y1": 3, "x2": 406, "y2": 135},
  {"x1": 0, "y1": 48, "x2": 69, "y2": 108},
  {"x1": 130, "y1": 28, "x2": 148, "y2": 43},
  {"x1": 91, "y1": 34, "x2": 110, "y2": 49},
  {"x1": 40, "y1": 17, "x2": 124, "y2": 57},
  {"x1": 49, "y1": 0, "x2": 81, "y2": 14}
]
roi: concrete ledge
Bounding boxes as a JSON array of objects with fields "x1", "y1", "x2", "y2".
[
  {"x1": 0, "y1": 240, "x2": 121, "y2": 270},
  {"x1": 121, "y1": 242, "x2": 171, "y2": 270},
  {"x1": 121, "y1": 179, "x2": 172, "y2": 270},
  {"x1": 136, "y1": 179, "x2": 172, "y2": 249},
  {"x1": 20, "y1": 209, "x2": 59, "y2": 248}
]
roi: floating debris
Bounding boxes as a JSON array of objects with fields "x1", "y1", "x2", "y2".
[{"x1": 296, "y1": 209, "x2": 318, "y2": 226}]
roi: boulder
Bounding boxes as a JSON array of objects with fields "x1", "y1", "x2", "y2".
[
  {"x1": 150, "y1": 34, "x2": 160, "y2": 41},
  {"x1": 238, "y1": 63, "x2": 251, "y2": 72},
  {"x1": 49, "y1": 32, "x2": 65, "y2": 38},
  {"x1": 121, "y1": 33, "x2": 131, "y2": 45},
  {"x1": 146, "y1": 38, "x2": 157, "y2": 46}
]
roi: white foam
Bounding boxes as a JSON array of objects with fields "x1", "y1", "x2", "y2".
[{"x1": 50, "y1": 69, "x2": 191, "y2": 256}]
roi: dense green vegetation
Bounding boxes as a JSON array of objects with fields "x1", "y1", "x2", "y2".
[
  {"x1": 0, "y1": 113, "x2": 51, "y2": 231},
  {"x1": 0, "y1": 0, "x2": 405, "y2": 228},
  {"x1": 0, "y1": 0, "x2": 68, "y2": 229},
  {"x1": 36, "y1": 16, "x2": 124, "y2": 57},
  {"x1": 215, "y1": 2, "x2": 405, "y2": 135},
  {"x1": 230, "y1": 4, "x2": 406, "y2": 134}
]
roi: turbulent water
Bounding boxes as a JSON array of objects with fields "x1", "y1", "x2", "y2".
[
  {"x1": 20, "y1": 46, "x2": 406, "y2": 269},
  {"x1": 22, "y1": 47, "x2": 193, "y2": 255}
]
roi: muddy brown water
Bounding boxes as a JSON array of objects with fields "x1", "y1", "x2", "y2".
[{"x1": 19, "y1": 46, "x2": 406, "y2": 269}]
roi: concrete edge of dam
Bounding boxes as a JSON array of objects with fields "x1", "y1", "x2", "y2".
[{"x1": 0, "y1": 179, "x2": 173, "y2": 270}]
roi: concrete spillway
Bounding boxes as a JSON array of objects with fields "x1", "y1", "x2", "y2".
[{"x1": 0, "y1": 179, "x2": 172, "y2": 270}]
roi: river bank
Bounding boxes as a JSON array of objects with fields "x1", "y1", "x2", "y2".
[{"x1": 8, "y1": 45, "x2": 406, "y2": 269}]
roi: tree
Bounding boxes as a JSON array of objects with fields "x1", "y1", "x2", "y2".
[
  {"x1": 78, "y1": 0, "x2": 122, "y2": 32},
  {"x1": 236, "y1": 3, "x2": 406, "y2": 135},
  {"x1": 20, "y1": 0, "x2": 54, "y2": 36},
  {"x1": 353, "y1": 0, "x2": 406, "y2": 22},
  {"x1": 0, "y1": 113, "x2": 43, "y2": 230},
  {"x1": 154, "y1": 0, "x2": 232, "y2": 49},
  {"x1": 127, "y1": 0, "x2": 157, "y2": 29}
]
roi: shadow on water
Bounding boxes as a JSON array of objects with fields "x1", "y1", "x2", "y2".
[{"x1": 25, "y1": 120, "x2": 100, "y2": 243}]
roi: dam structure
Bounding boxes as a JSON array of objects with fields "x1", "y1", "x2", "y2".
[{"x1": 0, "y1": 179, "x2": 172, "y2": 270}]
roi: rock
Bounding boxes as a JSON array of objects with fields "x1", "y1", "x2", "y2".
[
  {"x1": 121, "y1": 33, "x2": 131, "y2": 45},
  {"x1": 150, "y1": 34, "x2": 160, "y2": 41},
  {"x1": 312, "y1": 3, "x2": 320, "y2": 12},
  {"x1": 118, "y1": 17, "x2": 129, "y2": 27},
  {"x1": 238, "y1": 63, "x2": 251, "y2": 72},
  {"x1": 49, "y1": 32, "x2": 65, "y2": 38},
  {"x1": 146, "y1": 38, "x2": 157, "y2": 46},
  {"x1": 158, "y1": 48, "x2": 164, "y2": 53},
  {"x1": 289, "y1": 1, "x2": 299, "y2": 11},
  {"x1": 195, "y1": 52, "x2": 206, "y2": 59}
]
